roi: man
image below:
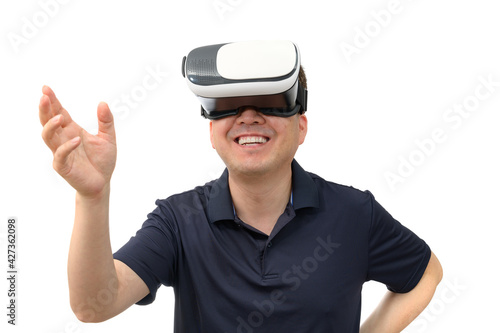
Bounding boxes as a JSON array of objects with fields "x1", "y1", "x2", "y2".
[{"x1": 39, "y1": 40, "x2": 442, "y2": 332}]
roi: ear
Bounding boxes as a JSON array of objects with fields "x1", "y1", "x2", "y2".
[
  {"x1": 209, "y1": 121, "x2": 215, "y2": 149},
  {"x1": 298, "y1": 114, "x2": 308, "y2": 145}
]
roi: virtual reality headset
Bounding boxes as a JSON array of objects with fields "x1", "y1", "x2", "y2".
[{"x1": 182, "y1": 40, "x2": 307, "y2": 120}]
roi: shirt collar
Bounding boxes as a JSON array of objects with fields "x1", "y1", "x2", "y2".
[
  {"x1": 207, "y1": 159, "x2": 319, "y2": 223},
  {"x1": 290, "y1": 159, "x2": 320, "y2": 210}
]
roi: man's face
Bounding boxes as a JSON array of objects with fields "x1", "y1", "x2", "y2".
[{"x1": 210, "y1": 107, "x2": 308, "y2": 177}]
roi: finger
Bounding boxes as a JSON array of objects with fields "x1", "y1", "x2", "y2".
[
  {"x1": 53, "y1": 136, "x2": 81, "y2": 177},
  {"x1": 41, "y1": 114, "x2": 63, "y2": 152},
  {"x1": 41, "y1": 85, "x2": 64, "y2": 115},
  {"x1": 39, "y1": 94, "x2": 53, "y2": 126},
  {"x1": 40, "y1": 85, "x2": 73, "y2": 126},
  {"x1": 97, "y1": 102, "x2": 116, "y2": 142}
]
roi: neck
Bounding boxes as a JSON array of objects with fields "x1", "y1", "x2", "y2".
[{"x1": 228, "y1": 163, "x2": 293, "y2": 235}]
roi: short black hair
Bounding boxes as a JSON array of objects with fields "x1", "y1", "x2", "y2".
[{"x1": 299, "y1": 66, "x2": 307, "y2": 90}]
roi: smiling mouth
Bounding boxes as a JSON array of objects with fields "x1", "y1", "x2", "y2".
[{"x1": 236, "y1": 136, "x2": 269, "y2": 146}]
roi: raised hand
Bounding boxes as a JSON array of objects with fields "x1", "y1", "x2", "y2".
[{"x1": 39, "y1": 86, "x2": 117, "y2": 198}]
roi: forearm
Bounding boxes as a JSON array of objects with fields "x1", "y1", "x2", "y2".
[
  {"x1": 361, "y1": 252, "x2": 443, "y2": 333},
  {"x1": 68, "y1": 186, "x2": 118, "y2": 322},
  {"x1": 360, "y1": 290, "x2": 432, "y2": 333}
]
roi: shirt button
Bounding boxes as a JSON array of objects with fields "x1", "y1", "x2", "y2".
[{"x1": 267, "y1": 242, "x2": 272, "y2": 248}]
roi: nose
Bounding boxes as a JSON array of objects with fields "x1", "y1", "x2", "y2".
[{"x1": 236, "y1": 106, "x2": 265, "y2": 125}]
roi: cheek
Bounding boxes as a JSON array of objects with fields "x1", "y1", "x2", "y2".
[
  {"x1": 209, "y1": 122, "x2": 215, "y2": 149},
  {"x1": 280, "y1": 120, "x2": 303, "y2": 145},
  {"x1": 210, "y1": 122, "x2": 229, "y2": 150},
  {"x1": 210, "y1": 132, "x2": 220, "y2": 150}
]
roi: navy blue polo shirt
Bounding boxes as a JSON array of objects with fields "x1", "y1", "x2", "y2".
[{"x1": 113, "y1": 160, "x2": 431, "y2": 332}]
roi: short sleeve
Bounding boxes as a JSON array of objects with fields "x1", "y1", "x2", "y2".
[
  {"x1": 366, "y1": 192, "x2": 431, "y2": 293},
  {"x1": 113, "y1": 199, "x2": 178, "y2": 305}
]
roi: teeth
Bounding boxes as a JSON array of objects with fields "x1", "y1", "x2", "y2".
[{"x1": 238, "y1": 136, "x2": 268, "y2": 145}]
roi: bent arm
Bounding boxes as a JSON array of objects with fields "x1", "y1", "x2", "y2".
[
  {"x1": 360, "y1": 251, "x2": 443, "y2": 333},
  {"x1": 39, "y1": 86, "x2": 149, "y2": 322},
  {"x1": 68, "y1": 188, "x2": 149, "y2": 323}
]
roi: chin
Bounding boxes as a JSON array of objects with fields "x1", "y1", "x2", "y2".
[{"x1": 225, "y1": 158, "x2": 270, "y2": 176}]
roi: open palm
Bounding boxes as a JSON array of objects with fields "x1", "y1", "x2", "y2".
[{"x1": 39, "y1": 86, "x2": 117, "y2": 197}]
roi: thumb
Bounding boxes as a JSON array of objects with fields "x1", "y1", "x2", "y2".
[{"x1": 97, "y1": 102, "x2": 116, "y2": 140}]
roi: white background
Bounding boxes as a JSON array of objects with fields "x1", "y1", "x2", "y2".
[{"x1": 1, "y1": 0, "x2": 499, "y2": 332}]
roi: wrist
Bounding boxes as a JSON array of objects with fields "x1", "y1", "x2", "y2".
[{"x1": 75, "y1": 184, "x2": 111, "y2": 203}]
